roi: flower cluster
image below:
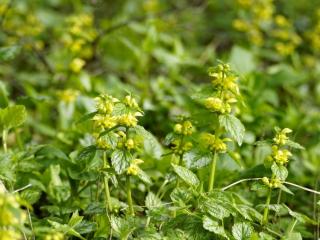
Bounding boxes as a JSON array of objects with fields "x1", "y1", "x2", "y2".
[
  {"x1": 127, "y1": 159, "x2": 144, "y2": 175},
  {"x1": 173, "y1": 120, "x2": 194, "y2": 136},
  {"x1": 92, "y1": 94, "x2": 142, "y2": 134},
  {"x1": 57, "y1": 89, "x2": 79, "y2": 103},
  {"x1": 61, "y1": 13, "x2": 97, "y2": 73},
  {"x1": 92, "y1": 93, "x2": 146, "y2": 176},
  {"x1": 168, "y1": 120, "x2": 194, "y2": 155},
  {"x1": 204, "y1": 63, "x2": 239, "y2": 114},
  {"x1": 268, "y1": 128, "x2": 293, "y2": 165},
  {"x1": 1, "y1": 3, "x2": 44, "y2": 50},
  {"x1": 201, "y1": 133, "x2": 231, "y2": 153},
  {"x1": 0, "y1": 189, "x2": 26, "y2": 240},
  {"x1": 262, "y1": 176, "x2": 281, "y2": 188},
  {"x1": 233, "y1": 0, "x2": 301, "y2": 55},
  {"x1": 44, "y1": 232, "x2": 64, "y2": 240}
]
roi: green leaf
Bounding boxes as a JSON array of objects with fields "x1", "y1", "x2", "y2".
[
  {"x1": 137, "y1": 169, "x2": 152, "y2": 185},
  {"x1": 0, "y1": 46, "x2": 21, "y2": 61},
  {"x1": 229, "y1": 45, "x2": 256, "y2": 74},
  {"x1": 271, "y1": 162, "x2": 288, "y2": 181},
  {"x1": 200, "y1": 199, "x2": 231, "y2": 220},
  {"x1": 0, "y1": 105, "x2": 27, "y2": 130},
  {"x1": 77, "y1": 145, "x2": 96, "y2": 166},
  {"x1": 286, "y1": 140, "x2": 304, "y2": 150},
  {"x1": 110, "y1": 215, "x2": 136, "y2": 239},
  {"x1": 145, "y1": 192, "x2": 162, "y2": 210},
  {"x1": 133, "y1": 126, "x2": 163, "y2": 159},
  {"x1": 68, "y1": 211, "x2": 84, "y2": 228},
  {"x1": 183, "y1": 150, "x2": 212, "y2": 169},
  {"x1": 171, "y1": 164, "x2": 199, "y2": 187},
  {"x1": 202, "y1": 216, "x2": 228, "y2": 239},
  {"x1": 219, "y1": 114, "x2": 245, "y2": 146},
  {"x1": 279, "y1": 184, "x2": 294, "y2": 195},
  {"x1": 111, "y1": 149, "x2": 133, "y2": 174},
  {"x1": 283, "y1": 204, "x2": 317, "y2": 225},
  {"x1": 232, "y1": 222, "x2": 253, "y2": 240},
  {"x1": 0, "y1": 82, "x2": 9, "y2": 108},
  {"x1": 283, "y1": 233, "x2": 302, "y2": 240}
]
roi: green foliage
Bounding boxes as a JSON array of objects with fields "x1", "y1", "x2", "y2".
[{"x1": 0, "y1": 0, "x2": 319, "y2": 239}]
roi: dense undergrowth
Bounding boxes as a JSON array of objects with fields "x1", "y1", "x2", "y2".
[{"x1": 0, "y1": 0, "x2": 320, "y2": 239}]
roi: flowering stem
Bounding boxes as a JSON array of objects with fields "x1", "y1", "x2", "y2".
[
  {"x1": 126, "y1": 175, "x2": 134, "y2": 216},
  {"x1": 103, "y1": 152, "x2": 112, "y2": 213},
  {"x1": 263, "y1": 187, "x2": 272, "y2": 225},
  {"x1": 208, "y1": 151, "x2": 218, "y2": 191}
]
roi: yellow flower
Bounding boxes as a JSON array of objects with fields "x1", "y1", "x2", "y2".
[
  {"x1": 117, "y1": 113, "x2": 139, "y2": 127},
  {"x1": 124, "y1": 95, "x2": 139, "y2": 108},
  {"x1": 182, "y1": 121, "x2": 194, "y2": 135},
  {"x1": 125, "y1": 139, "x2": 135, "y2": 150},
  {"x1": 173, "y1": 123, "x2": 182, "y2": 134},
  {"x1": 127, "y1": 159, "x2": 143, "y2": 175},
  {"x1": 201, "y1": 133, "x2": 230, "y2": 153},
  {"x1": 272, "y1": 146, "x2": 292, "y2": 165},
  {"x1": 205, "y1": 97, "x2": 224, "y2": 113},
  {"x1": 57, "y1": 89, "x2": 79, "y2": 103},
  {"x1": 274, "y1": 15, "x2": 289, "y2": 27},
  {"x1": 233, "y1": 19, "x2": 250, "y2": 32},
  {"x1": 0, "y1": 229, "x2": 21, "y2": 240},
  {"x1": 70, "y1": 58, "x2": 85, "y2": 73},
  {"x1": 92, "y1": 115, "x2": 117, "y2": 129},
  {"x1": 273, "y1": 128, "x2": 292, "y2": 145},
  {"x1": 95, "y1": 94, "x2": 119, "y2": 114},
  {"x1": 44, "y1": 232, "x2": 64, "y2": 240}
]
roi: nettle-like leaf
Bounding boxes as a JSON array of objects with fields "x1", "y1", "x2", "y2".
[
  {"x1": 171, "y1": 164, "x2": 199, "y2": 187},
  {"x1": 170, "y1": 187, "x2": 193, "y2": 206},
  {"x1": 232, "y1": 222, "x2": 254, "y2": 240},
  {"x1": 99, "y1": 132, "x2": 118, "y2": 149},
  {"x1": 111, "y1": 149, "x2": 133, "y2": 174},
  {"x1": 145, "y1": 192, "x2": 162, "y2": 210},
  {"x1": 0, "y1": 105, "x2": 27, "y2": 131},
  {"x1": 219, "y1": 114, "x2": 245, "y2": 146},
  {"x1": 110, "y1": 215, "x2": 136, "y2": 239},
  {"x1": 137, "y1": 168, "x2": 152, "y2": 185},
  {"x1": 133, "y1": 125, "x2": 163, "y2": 159},
  {"x1": 271, "y1": 162, "x2": 288, "y2": 181},
  {"x1": 183, "y1": 149, "x2": 212, "y2": 169},
  {"x1": 286, "y1": 140, "x2": 304, "y2": 150},
  {"x1": 77, "y1": 145, "x2": 96, "y2": 166},
  {"x1": 202, "y1": 216, "x2": 229, "y2": 239}
]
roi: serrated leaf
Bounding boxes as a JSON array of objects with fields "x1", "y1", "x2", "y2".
[
  {"x1": 171, "y1": 164, "x2": 199, "y2": 187},
  {"x1": 110, "y1": 215, "x2": 136, "y2": 239},
  {"x1": 111, "y1": 149, "x2": 132, "y2": 174},
  {"x1": 145, "y1": 192, "x2": 162, "y2": 209},
  {"x1": 232, "y1": 222, "x2": 253, "y2": 240},
  {"x1": 133, "y1": 126, "x2": 162, "y2": 159},
  {"x1": 0, "y1": 105, "x2": 27, "y2": 130},
  {"x1": 137, "y1": 169, "x2": 152, "y2": 185},
  {"x1": 219, "y1": 114, "x2": 245, "y2": 146},
  {"x1": 183, "y1": 150, "x2": 212, "y2": 169},
  {"x1": 286, "y1": 140, "x2": 304, "y2": 150},
  {"x1": 271, "y1": 162, "x2": 288, "y2": 181},
  {"x1": 77, "y1": 145, "x2": 96, "y2": 166},
  {"x1": 203, "y1": 216, "x2": 228, "y2": 239}
]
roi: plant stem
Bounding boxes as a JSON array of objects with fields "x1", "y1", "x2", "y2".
[
  {"x1": 208, "y1": 151, "x2": 218, "y2": 191},
  {"x1": 263, "y1": 188, "x2": 272, "y2": 225},
  {"x1": 126, "y1": 175, "x2": 134, "y2": 216},
  {"x1": 2, "y1": 129, "x2": 7, "y2": 153},
  {"x1": 103, "y1": 152, "x2": 112, "y2": 213}
]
